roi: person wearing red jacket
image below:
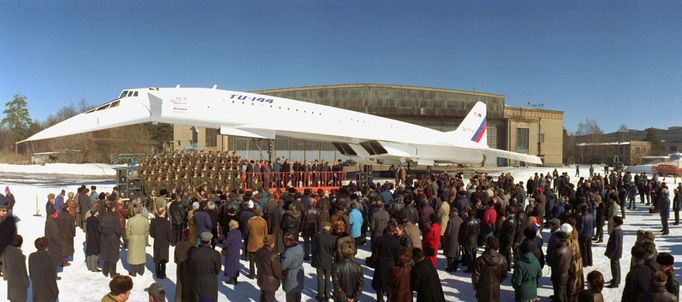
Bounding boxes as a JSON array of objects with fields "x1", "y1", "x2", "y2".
[
  {"x1": 422, "y1": 214, "x2": 441, "y2": 267},
  {"x1": 482, "y1": 199, "x2": 497, "y2": 241}
]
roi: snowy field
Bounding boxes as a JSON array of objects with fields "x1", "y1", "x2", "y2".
[{"x1": 1, "y1": 164, "x2": 681, "y2": 301}]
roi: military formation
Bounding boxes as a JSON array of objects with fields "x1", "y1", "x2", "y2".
[{"x1": 139, "y1": 151, "x2": 242, "y2": 196}]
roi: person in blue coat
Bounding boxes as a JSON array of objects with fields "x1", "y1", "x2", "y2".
[
  {"x1": 194, "y1": 204, "x2": 213, "y2": 246},
  {"x1": 222, "y1": 220, "x2": 242, "y2": 285},
  {"x1": 604, "y1": 216, "x2": 623, "y2": 288},
  {"x1": 348, "y1": 203, "x2": 364, "y2": 247},
  {"x1": 576, "y1": 204, "x2": 594, "y2": 266},
  {"x1": 660, "y1": 188, "x2": 671, "y2": 235},
  {"x1": 281, "y1": 233, "x2": 304, "y2": 302}
]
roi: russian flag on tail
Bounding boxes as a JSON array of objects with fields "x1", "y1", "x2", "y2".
[{"x1": 471, "y1": 117, "x2": 487, "y2": 143}]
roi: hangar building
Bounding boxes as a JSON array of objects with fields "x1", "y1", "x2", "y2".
[{"x1": 173, "y1": 84, "x2": 564, "y2": 166}]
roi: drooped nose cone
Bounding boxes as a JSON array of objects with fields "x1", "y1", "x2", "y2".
[{"x1": 22, "y1": 94, "x2": 152, "y2": 143}]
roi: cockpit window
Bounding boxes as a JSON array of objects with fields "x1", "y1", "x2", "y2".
[
  {"x1": 110, "y1": 100, "x2": 120, "y2": 108},
  {"x1": 133, "y1": 91, "x2": 138, "y2": 97},
  {"x1": 119, "y1": 91, "x2": 128, "y2": 98},
  {"x1": 95, "y1": 104, "x2": 109, "y2": 111},
  {"x1": 127, "y1": 91, "x2": 133, "y2": 97}
]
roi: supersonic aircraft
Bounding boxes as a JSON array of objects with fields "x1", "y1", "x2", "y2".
[{"x1": 23, "y1": 87, "x2": 543, "y2": 166}]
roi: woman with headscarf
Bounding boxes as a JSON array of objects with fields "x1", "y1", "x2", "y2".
[{"x1": 222, "y1": 220, "x2": 242, "y2": 284}]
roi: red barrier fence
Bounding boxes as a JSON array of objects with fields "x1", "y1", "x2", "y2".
[{"x1": 241, "y1": 171, "x2": 347, "y2": 191}]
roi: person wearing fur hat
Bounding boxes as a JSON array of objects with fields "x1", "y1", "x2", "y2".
[
  {"x1": 190, "y1": 232, "x2": 221, "y2": 301},
  {"x1": 641, "y1": 271, "x2": 677, "y2": 302},
  {"x1": 4, "y1": 186, "x2": 15, "y2": 217},
  {"x1": 255, "y1": 235, "x2": 282, "y2": 302},
  {"x1": 44, "y1": 209, "x2": 63, "y2": 276},
  {"x1": 623, "y1": 244, "x2": 658, "y2": 302},
  {"x1": 222, "y1": 220, "x2": 241, "y2": 285},
  {"x1": 246, "y1": 208, "x2": 267, "y2": 279},
  {"x1": 656, "y1": 252, "x2": 679, "y2": 300}
]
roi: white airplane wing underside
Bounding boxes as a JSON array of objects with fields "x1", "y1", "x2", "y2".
[{"x1": 219, "y1": 126, "x2": 276, "y2": 140}]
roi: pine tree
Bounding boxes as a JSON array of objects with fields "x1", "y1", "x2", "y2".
[{"x1": 1, "y1": 94, "x2": 33, "y2": 142}]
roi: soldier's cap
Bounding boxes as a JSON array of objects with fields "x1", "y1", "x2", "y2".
[
  {"x1": 144, "y1": 283, "x2": 165, "y2": 297},
  {"x1": 548, "y1": 218, "x2": 561, "y2": 226},
  {"x1": 200, "y1": 232, "x2": 213, "y2": 242}
]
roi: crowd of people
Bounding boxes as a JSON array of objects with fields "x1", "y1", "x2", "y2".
[{"x1": 0, "y1": 165, "x2": 681, "y2": 302}]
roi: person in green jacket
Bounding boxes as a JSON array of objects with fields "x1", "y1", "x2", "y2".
[{"x1": 512, "y1": 242, "x2": 542, "y2": 302}]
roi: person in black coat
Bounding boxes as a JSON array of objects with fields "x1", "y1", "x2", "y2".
[
  {"x1": 85, "y1": 208, "x2": 102, "y2": 272},
  {"x1": 29, "y1": 237, "x2": 59, "y2": 301},
  {"x1": 410, "y1": 248, "x2": 445, "y2": 302},
  {"x1": 459, "y1": 208, "x2": 480, "y2": 272},
  {"x1": 168, "y1": 195, "x2": 186, "y2": 246},
  {"x1": 191, "y1": 232, "x2": 221, "y2": 301},
  {"x1": 604, "y1": 216, "x2": 623, "y2": 288},
  {"x1": 312, "y1": 222, "x2": 336, "y2": 301},
  {"x1": 442, "y1": 209, "x2": 463, "y2": 272},
  {"x1": 333, "y1": 239, "x2": 364, "y2": 302},
  {"x1": 44, "y1": 212, "x2": 63, "y2": 275},
  {"x1": 150, "y1": 208, "x2": 172, "y2": 279},
  {"x1": 371, "y1": 224, "x2": 400, "y2": 302},
  {"x1": 99, "y1": 204, "x2": 122, "y2": 278},
  {"x1": 2, "y1": 235, "x2": 28, "y2": 302}
]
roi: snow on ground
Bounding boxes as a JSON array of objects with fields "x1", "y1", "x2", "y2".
[
  {"x1": 0, "y1": 165, "x2": 681, "y2": 301},
  {"x1": 0, "y1": 163, "x2": 120, "y2": 177}
]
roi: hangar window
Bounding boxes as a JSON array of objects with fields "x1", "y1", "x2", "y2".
[{"x1": 205, "y1": 128, "x2": 218, "y2": 147}]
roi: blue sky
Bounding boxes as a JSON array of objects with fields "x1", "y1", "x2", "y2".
[{"x1": 1, "y1": 0, "x2": 681, "y2": 133}]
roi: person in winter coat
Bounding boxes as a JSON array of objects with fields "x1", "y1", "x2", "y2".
[
  {"x1": 512, "y1": 242, "x2": 542, "y2": 302},
  {"x1": 256, "y1": 235, "x2": 282, "y2": 302},
  {"x1": 642, "y1": 271, "x2": 677, "y2": 302},
  {"x1": 333, "y1": 239, "x2": 364, "y2": 302},
  {"x1": 57, "y1": 206, "x2": 75, "y2": 266},
  {"x1": 267, "y1": 200, "x2": 286, "y2": 254},
  {"x1": 247, "y1": 208, "x2": 268, "y2": 279},
  {"x1": 422, "y1": 214, "x2": 441, "y2": 268},
  {"x1": 281, "y1": 233, "x2": 305, "y2": 302},
  {"x1": 656, "y1": 253, "x2": 680, "y2": 300},
  {"x1": 496, "y1": 207, "x2": 517, "y2": 271},
  {"x1": 659, "y1": 189, "x2": 671, "y2": 235},
  {"x1": 100, "y1": 204, "x2": 122, "y2": 278},
  {"x1": 547, "y1": 230, "x2": 572, "y2": 302},
  {"x1": 410, "y1": 248, "x2": 445, "y2": 302},
  {"x1": 402, "y1": 219, "x2": 422, "y2": 250},
  {"x1": 312, "y1": 222, "x2": 336, "y2": 301},
  {"x1": 187, "y1": 202, "x2": 199, "y2": 246},
  {"x1": 301, "y1": 198, "x2": 321, "y2": 260},
  {"x1": 604, "y1": 216, "x2": 623, "y2": 288},
  {"x1": 2, "y1": 235, "x2": 28, "y2": 302},
  {"x1": 576, "y1": 204, "x2": 594, "y2": 266},
  {"x1": 126, "y1": 206, "x2": 149, "y2": 276},
  {"x1": 168, "y1": 195, "x2": 186, "y2": 245},
  {"x1": 44, "y1": 211, "x2": 63, "y2": 275},
  {"x1": 443, "y1": 208, "x2": 463, "y2": 272},
  {"x1": 459, "y1": 207, "x2": 481, "y2": 272},
  {"x1": 175, "y1": 229, "x2": 194, "y2": 302},
  {"x1": 194, "y1": 204, "x2": 213, "y2": 244},
  {"x1": 150, "y1": 208, "x2": 172, "y2": 279},
  {"x1": 281, "y1": 204, "x2": 301, "y2": 242},
  {"x1": 222, "y1": 220, "x2": 241, "y2": 285},
  {"x1": 389, "y1": 247, "x2": 412, "y2": 302},
  {"x1": 372, "y1": 224, "x2": 400, "y2": 302},
  {"x1": 85, "y1": 208, "x2": 102, "y2": 272},
  {"x1": 29, "y1": 237, "x2": 59, "y2": 302},
  {"x1": 418, "y1": 200, "x2": 435, "y2": 234},
  {"x1": 472, "y1": 236, "x2": 508, "y2": 302},
  {"x1": 622, "y1": 244, "x2": 657, "y2": 302},
  {"x1": 593, "y1": 196, "x2": 606, "y2": 243},
  {"x1": 190, "y1": 232, "x2": 221, "y2": 302},
  {"x1": 565, "y1": 221, "x2": 584, "y2": 301},
  {"x1": 370, "y1": 201, "x2": 390, "y2": 249}
]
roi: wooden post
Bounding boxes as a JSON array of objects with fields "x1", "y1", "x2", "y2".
[{"x1": 33, "y1": 193, "x2": 41, "y2": 216}]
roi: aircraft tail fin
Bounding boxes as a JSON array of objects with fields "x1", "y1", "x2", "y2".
[{"x1": 447, "y1": 101, "x2": 488, "y2": 146}]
